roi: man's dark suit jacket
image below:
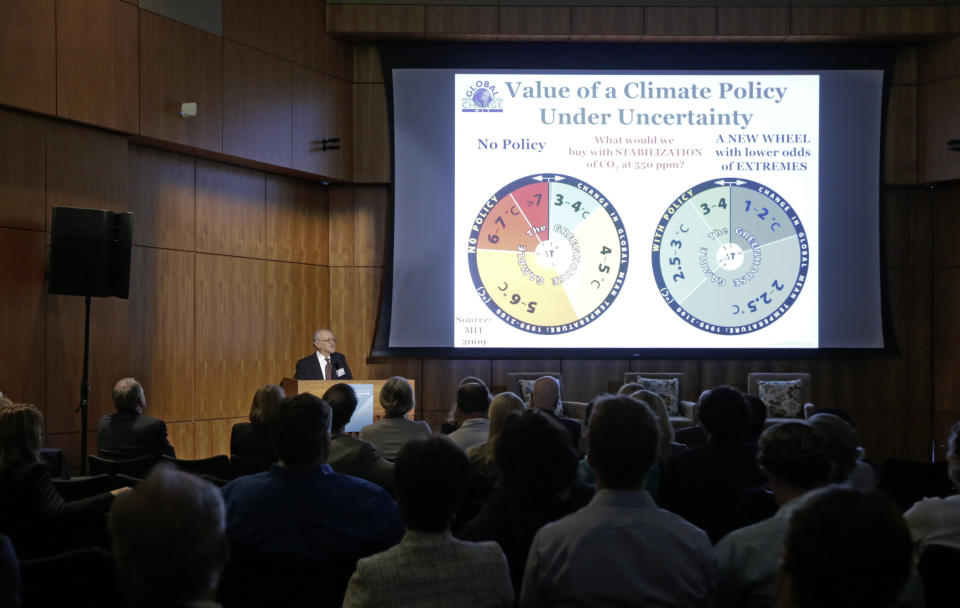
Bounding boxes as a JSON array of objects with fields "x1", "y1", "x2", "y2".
[
  {"x1": 294, "y1": 351, "x2": 353, "y2": 380},
  {"x1": 97, "y1": 412, "x2": 176, "y2": 460}
]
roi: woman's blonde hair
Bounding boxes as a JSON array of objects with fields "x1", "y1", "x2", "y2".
[
  {"x1": 380, "y1": 376, "x2": 415, "y2": 417},
  {"x1": 469, "y1": 392, "x2": 527, "y2": 472},
  {"x1": 0, "y1": 403, "x2": 43, "y2": 475},
  {"x1": 631, "y1": 389, "x2": 674, "y2": 464}
]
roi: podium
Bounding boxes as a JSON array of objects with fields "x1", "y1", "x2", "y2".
[{"x1": 280, "y1": 378, "x2": 416, "y2": 424}]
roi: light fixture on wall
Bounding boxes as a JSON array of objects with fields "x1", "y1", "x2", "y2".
[
  {"x1": 179, "y1": 102, "x2": 198, "y2": 118},
  {"x1": 312, "y1": 137, "x2": 341, "y2": 152}
]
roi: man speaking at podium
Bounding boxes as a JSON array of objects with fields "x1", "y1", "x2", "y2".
[{"x1": 295, "y1": 329, "x2": 353, "y2": 380}]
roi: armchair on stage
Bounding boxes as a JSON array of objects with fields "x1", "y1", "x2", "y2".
[{"x1": 280, "y1": 378, "x2": 417, "y2": 431}]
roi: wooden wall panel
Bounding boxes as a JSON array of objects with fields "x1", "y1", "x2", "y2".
[
  {"x1": 266, "y1": 175, "x2": 329, "y2": 265},
  {"x1": 560, "y1": 360, "x2": 631, "y2": 401},
  {"x1": 139, "y1": 11, "x2": 223, "y2": 152},
  {"x1": 45, "y1": 288, "x2": 132, "y2": 434},
  {"x1": 768, "y1": 360, "x2": 840, "y2": 411},
  {"x1": 129, "y1": 247, "x2": 196, "y2": 424},
  {"x1": 699, "y1": 360, "x2": 767, "y2": 393},
  {"x1": 326, "y1": 4, "x2": 426, "y2": 37},
  {"x1": 789, "y1": 7, "x2": 863, "y2": 36},
  {"x1": 195, "y1": 418, "x2": 240, "y2": 459},
  {"x1": 717, "y1": 7, "x2": 788, "y2": 38},
  {"x1": 426, "y1": 6, "x2": 498, "y2": 40},
  {"x1": 292, "y1": 0, "x2": 326, "y2": 71},
  {"x1": 421, "y1": 359, "x2": 491, "y2": 416},
  {"x1": 129, "y1": 145, "x2": 196, "y2": 250},
  {"x1": 0, "y1": 0, "x2": 56, "y2": 115},
  {"x1": 324, "y1": 29, "x2": 354, "y2": 83},
  {"x1": 644, "y1": 7, "x2": 716, "y2": 38},
  {"x1": 328, "y1": 267, "x2": 383, "y2": 381},
  {"x1": 934, "y1": 267, "x2": 960, "y2": 423},
  {"x1": 933, "y1": 183, "x2": 960, "y2": 268},
  {"x1": 919, "y1": 36, "x2": 960, "y2": 84},
  {"x1": 196, "y1": 160, "x2": 266, "y2": 258},
  {"x1": 265, "y1": 261, "x2": 330, "y2": 383},
  {"x1": 328, "y1": 186, "x2": 357, "y2": 265},
  {"x1": 45, "y1": 122, "x2": 129, "y2": 229},
  {"x1": 884, "y1": 188, "x2": 932, "y2": 271},
  {"x1": 498, "y1": 7, "x2": 571, "y2": 40},
  {"x1": 223, "y1": 0, "x2": 293, "y2": 59},
  {"x1": 167, "y1": 421, "x2": 196, "y2": 460},
  {"x1": 0, "y1": 229, "x2": 47, "y2": 410},
  {"x1": 195, "y1": 254, "x2": 266, "y2": 420},
  {"x1": 223, "y1": 41, "x2": 293, "y2": 168},
  {"x1": 292, "y1": 66, "x2": 353, "y2": 180},
  {"x1": 352, "y1": 186, "x2": 387, "y2": 266},
  {"x1": 866, "y1": 6, "x2": 960, "y2": 36},
  {"x1": 353, "y1": 45, "x2": 383, "y2": 84},
  {"x1": 45, "y1": 430, "x2": 97, "y2": 471},
  {"x1": 570, "y1": 7, "x2": 644, "y2": 40},
  {"x1": 352, "y1": 83, "x2": 390, "y2": 183},
  {"x1": 56, "y1": 0, "x2": 139, "y2": 133},
  {"x1": 885, "y1": 85, "x2": 918, "y2": 185},
  {"x1": 0, "y1": 109, "x2": 46, "y2": 230},
  {"x1": 919, "y1": 76, "x2": 960, "y2": 184}
]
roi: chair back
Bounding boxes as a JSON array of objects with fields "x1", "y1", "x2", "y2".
[
  {"x1": 918, "y1": 544, "x2": 960, "y2": 608},
  {"x1": 230, "y1": 453, "x2": 272, "y2": 477},
  {"x1": 52, "y1": 474, "x2": 126, "y2": 502},
  {"x1": 161, "y1": 454, "x2": 233, "y2": 480},
  {"x1": 623, "y1": 372, "x2": 693, "y2": 402},
  {"x1": 878, "y1": 459, "x2": 956, "y2": 512},
  {"x1": 87, "y1": 454, "x2": 158, "y2": 478}
]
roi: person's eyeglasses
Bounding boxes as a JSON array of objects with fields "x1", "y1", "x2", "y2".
[{"x1": 315, "y1": 338, "x2": 335, "y2": 342}]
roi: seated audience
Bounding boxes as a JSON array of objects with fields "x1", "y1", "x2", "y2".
[
  {"x1": 441, "y1": 376, "x2": 490, "y2": 435},
  {"x1": 343, "y1": 436, "x2": 514, "y2": 607},
  {"x1": 528, "y1": 376, "x2": 581, "y2": 451},
  {"x1": 0, "y1": 403, "x2": 124, "y2": 558},
  {"x1": 904, "y1": 420, "x2": 960, "y2": 551},
  {"x1": 461, "y1": 410, "x2": 593, "y2": 593},
  {"x1": 715, "y1": 421, "x2": 833, "y2": 608},
  {"x1": 109, "y1": 464, "x2": 227, "y2": 608},
  {"x1": 230, "y1": 384, "x2": 284, "y2": 472},
  {"x1": 324, "y1": 383, "x2": 395, "y2": 493},
  {"x1": 466, "y1": 391, "x2": 526, "y2": 486},
  {"x1": 359, "y1": 376, "x2": 431, "y2": 460},
  {"x1": 659, "y1": 385, "x2": 765, "y2": 542},
  {"x1": 519, "y1": 395, "x2": 716, "y2": 607},
  {"x1": 777, "y1": 486, "x2": 913, "y2": 608},
  {"x1": 743, "y1": 395, "x2": 768, "y2": 451},
  {"x1": 807, "y1": 412, "x2": 875, "y2": 490},
  {"x1": 447, "y1": 382, "x2": 492, "y2": 451},
  {"x1": 222, "y1": 393, "x2": 403, "y2": 563},
  {"x1": 98, "y1": 378, "x2": 175, "y2": 460},
  {"x1": 674, "y1": 389, "x2": 713, "y2": 449}
]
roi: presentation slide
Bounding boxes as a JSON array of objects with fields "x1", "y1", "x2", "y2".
[{"x1": 453, "y1": 73, "x2": 819, "y2": 349}]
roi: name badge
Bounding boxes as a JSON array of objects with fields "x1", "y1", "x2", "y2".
[{"x1": 336, "y1": 368, "x2": 346, "y2": 377}]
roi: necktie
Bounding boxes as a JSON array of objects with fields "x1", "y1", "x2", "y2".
[{"x1": 325, "y1": 357, "x2": 332, "y2": 380}]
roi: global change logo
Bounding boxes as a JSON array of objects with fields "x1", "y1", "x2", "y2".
[{"x1": 462, "y1": 79, "x2": 503, "y2": 113}]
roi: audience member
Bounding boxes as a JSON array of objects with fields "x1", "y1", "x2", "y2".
[
  {"x1": 674, "y1": 389, "x2": 713, "y2": 448},
  {"x1": 904, "y1": 420, "x2": 960, "y2": 551},
  {"x1": 343, "y1": 436, "x2": 514, "y2": 607},
  {"x1": 109, "y1": 464, "x2": 227, "y2": 608},
  {"x1": 743, "y1": 395, "x2": 768, "y2": 449},
  {"x1": 466, "y1": 391, "x2": 525, "y2": 486},
  {"x1": 230, "y1": 384, "x2": 284, "y2": 472},
  {"x1": 807, "y1": 412, "x2": 875, "y2": 490},
  {"x1": 715, "y1": 421, "x2": 833, "y2": 608},
  {"x1": 528, "y1": 376, "x2": 581, "y2": 451},
  {"x1": 777, "y1": 486, "x2": 913, "y2": 608},
  {"x1": 0, "y1": 403, "x2": 124, "y2": 558},
  {"x1": 324, "y1": 383, "x2": 395, "y2": 493},
  {"x1": 222, "y1": 393, "x2": 404, "y2": 563},
  {"x1": 519, "y1": 395, "x2": 716, "y2": 607},
  {"x1": 447, "y1": 382, "x2": 492, "y2": 451},
  {"x1": 98, "y1": 378, "x2": 175, "y2": 460},
  {"x1": 441, "y1": 377, "x2": 491, "y2": 434},
  {"x1": 630, "y1": 389, "x2": 687, "y2": 497},
  {"x1": 359, "y1": 377, "x2": 431, "y2": 460},
  {"x1": 461, "y1": 410, "x2": 593, "y2": 593},
  {"x1": 659, "y1": 385, "x2": 765, "y2": 542}
]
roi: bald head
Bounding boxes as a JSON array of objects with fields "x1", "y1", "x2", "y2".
[{"x1": 530, "y1": 376, "x2": 560, "y2": 412}]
